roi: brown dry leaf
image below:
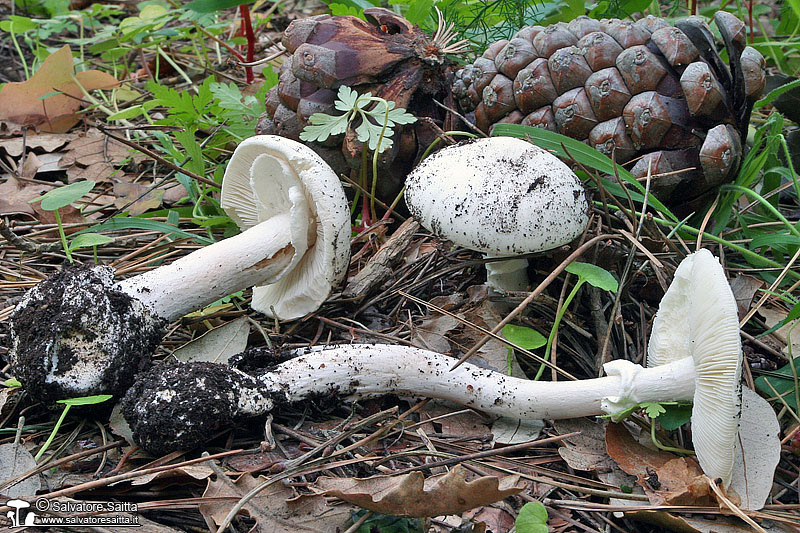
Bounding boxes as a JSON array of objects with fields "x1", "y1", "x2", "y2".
[
  {"x1": 729, "y1": 274, "x2": 764, "y2": 319},
  {"x1": 556, "y1": 418, "x2": 616, "y2": 472},
  {"x1": 129, "y1": 465, "x2": 213, "y2": 486},
  {"x1": 19, "y1": 152, "x2": 43, "y2": 178},
  {"x1": 67, "y1": 161, "x2": 117, "y2": 183},
  {"x1": 629, "y1": 510, "x2": 792, "y2": 532},
  {"x1": 418, "y1": 401, "x2": 493, "y2": 439},
  {"x1": 606, "y1": 423, "x2": 713, "y2": 506},
  {"x1": 200, "y1": 472, "x2": 354, "y2": 532},
  {"x1": 315, "y1": 464, "x2": 525, "y2": 518},
  {"x1": 463, "y1": 505, "x2": 516, "y2": 532},
  {"x1": 0, "y1": 175, "x2": 52, "y2": 216},
  {"x1": 0, "y1": 133, "x2": 75, "y2": 157},
  {"x1": 412, "y1": 314, "x2": 459, "y2": 353},
  {"x1": 31, "y1": 202, "x2": 84, "y2": 231},
  {"x1": 0, "y1": 46, "x2": 119, "y2": 133},
  {"x1": 60, "y1": 134, "x2": 130, "y2": 167},
  {"x1": 113, "y1": 182, "x2": 164, "y2": 215}
]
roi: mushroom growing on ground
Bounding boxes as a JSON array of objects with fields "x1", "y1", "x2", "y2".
[
  {"x1": 8, "y1": 136, "x2": 350, "y2": 403},
  {"x1": 404, "y1": 136, "x2": 589, "y2": 292},
  {"x1": 123, "y1": 250, "x2": 744, "y2": 489}
]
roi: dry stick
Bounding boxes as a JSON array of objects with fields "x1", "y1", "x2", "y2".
[
  {"x1": 390, "y1": 431, "x2": 579, "y2": 475},
  {"x1": 97, "y1": 126, "x2": 219, "y2": 188},
  {"x1": 451, "y1": 234, "x2": 621, "y2": 371},
  {"x1": 0, "y1": 449, "x2": 242, "y2": 514},
  {"x1": 0, "y1": 218, "x2": 63, "y2": 254}
]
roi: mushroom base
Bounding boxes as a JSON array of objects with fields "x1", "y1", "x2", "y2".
[
  {"x1": 121, "y1": 362, "x2": 279, "y2": 455},
  {"x1": 9, "y1": 265, "x2": 165, "y2": 403}
]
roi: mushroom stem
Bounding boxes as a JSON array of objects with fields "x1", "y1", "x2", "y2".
[
  {"x1": 484, "y1": 257, "x2": 530, "y2": 292},
  {"x1": 117, "y1": 213, "x2": 301, "y2": 322},
  {"x1": 123, "y1": 344, "x2": 698, "y2": 454},
  {"x1": 258, "y1": 345, "x2": 697, "y2": 418}
]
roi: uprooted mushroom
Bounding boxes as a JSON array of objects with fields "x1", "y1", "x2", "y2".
[
  {"x1": 8, "y1": 136, "x2": 350, "y2": 403},
  {"x1": 123, "y1": 249, "x2": 751, "y2": 489}
]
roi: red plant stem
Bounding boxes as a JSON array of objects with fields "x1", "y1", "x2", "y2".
[
  {"x1": 748, "y1": 1, "x2": 754, "y2": 44},
  {"x1": 361, "y1": 194, "x2": 371, "y2": 230},
  {"x1": 239, "y1": 4, "x2": 255, "y2": 84}
]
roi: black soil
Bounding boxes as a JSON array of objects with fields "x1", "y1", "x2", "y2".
[
  {"x1": 121, "y1": 362, "x2": 267, "y2": 455},
  {"x1": 9, "y1": 265, "x2": 165, "y2": 403}
]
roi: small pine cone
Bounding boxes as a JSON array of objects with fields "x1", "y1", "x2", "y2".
[{"x1": 453, "y1": 12, "x2": 766, "y2": 208}]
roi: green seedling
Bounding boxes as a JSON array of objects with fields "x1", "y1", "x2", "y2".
[
  {"x1": 301, "y1": 85, "x2": 416, "y2": 224},
  {"x1": 34, "y1": 394, "x2": 113, "y2": 462},
  {"x1": 30, "y1": 180, "x2": 97, "y2": 263},
  {"x1": 502, "y1": 323, "x2": 546, "y2": 376},
  {"x1": 4, "y1": 378, "x2": 22, "y2": 388},
  {"x1": 0, "y1": 15, "x2": 38, "y2": 79},
  {"x1": 515, "y1": 500, "x2": 549, "y2": 533},
  {"x1": 533, "y1": 262, "x2": 618, "y2": 380},
  {"x1": 602, "y1": 400, "x2": 694, "y2": 454}
]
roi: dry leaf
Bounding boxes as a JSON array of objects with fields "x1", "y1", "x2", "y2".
[
  {"x1": 129, "y1": 465, "x2": 214, "y2": 486},
  {"x1": 68, "y1": 161, "x2": 117, "y2": 183},
  {"x1": 729, "y1": 387, "x2": 780, "y2": 510},
  {"x1": 113, "y1": 182, "x2": 164, "y2": 216},
  {"x1": 629, "y1": 510, "x2": 792, "y2": 532},
  {"x1": 19, "y1": 152, "x2": 43, "y2": 178},
  {"x1": 315, "y1": 464, "x2": 525, "y2": 518},
  {"x1": 729, "y1": 275, "x2": 764, "y2": 319},
  {"x1": 0, "y1": 133, "x2": 75, "y2": 156},
  {"x1": 418, "y1": 401, "x2": 493, "y2": 439},
  {"x1": 31, "y1": 202, "x2": 84, "y2": 231},
  {"x1": 108, "y1": 403, "x2": 135, "y2": 447},
  {"x1": 0, "y1": 442, "x2": 42, "y2": 498},
  {"x1": 173, "y1": 318, "x2": 250, "y2": 364},
  {"x1": 60, "y1": 134, "x2": 130, "y2": 167},
  {"x1": 490, "y1": 417, "x2": 543, "y2": 445},
  {"x1": 0, "y1": 175, "x2": 52, "y2": 216},
  {"x1": 412, "y1": 314, "x2": 459, "y2": 353},
  {"x1": 0, "y1": 46, "x2": 119, "y2": 133},
  {"x1": 556, "y1": 418, "x2": 616, "y2": 472},
  {"x1": 200, "y1": 472, "x2": 354, "y2": 532},
  {"x1": 606, "y1": 423, "x2": 713, "y2": 506}
]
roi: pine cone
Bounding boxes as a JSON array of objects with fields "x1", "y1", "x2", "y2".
[
  {"x1": 258, "y1": 8, "x2": 459, "y2": 199},
  {"x1": 453, "y1": 12, "x2": 766, "y2": 207}
]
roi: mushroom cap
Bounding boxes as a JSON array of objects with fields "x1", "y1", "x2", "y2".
[
  {"x1": 221, "y1": 136, "x2": 350, "y2": 320},
  {"x1": 404, "y1": 137, "x2": 589, "y2": 256},
  {"x1": 647, "y1": 249, "x2": 742, "y2": 487}
]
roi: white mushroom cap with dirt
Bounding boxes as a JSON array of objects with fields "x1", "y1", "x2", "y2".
[
  {"x1": 404, "y1": 136, "x2": 590, "y2": 292},
  {"x1": 7, "y1": 136, "x2": 350, "y2": 403}
]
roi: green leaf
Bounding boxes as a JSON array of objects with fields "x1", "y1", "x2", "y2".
[
  {"x1": 503, "y1": 324, "x2": 547, "y2": 350},
  {"x1": 329, "y1": 3, "x2": 366, "y2": 19},
  {"x1": 758, "y1": 302, "x2": 800, "y2": 337},
  {"x1": 300, "y1": 112, "x2": 351, "y2": 143},
  {"x1": 658, "y1": 404, "x2": 693, "y2": 431},
  {"x1": 31, "y1": 181, "x2": 96, "y2": 211},
  {"x1": 515, "y1": 501, "x2": 549, "y2": 533},
  {"x1": 336, "y1": 86, "x2": 360, "y2": 111},
  {"x1": 187, "y1": 0, "x2": 253, "y2": 11},
  {"x1": 405, "y1": 0, "x2": 435, "y2": 25},
  {"x1": 107, "y1": 105, "x2": 144, "y2": 121},
  {"x1": 3, "y1": 378, "x2": 21, "y2": 388},
  {"x1": 565, "y1": 262, "x2": 618, "y2": 292},
  {"x1": 755, "y1": 356, "x2": 800, "y2": 412},
  {"x1": 755, "y1": 77, "x2": 800, "y2": 109},
  {"x1": 642, "y1": 402, "x2": 667, "y2": 419},
  {"x1": 57, "y1": 394, "x2": 114, "y2": 406},
  {"x1": 0, "y1": 15, "x2": 38, "y2": 34},
  {"x1": 72, "y1": 217, "x2": 214, "y2": 245},
  {"x1": 68, "y1": 233, "x2": 113, "y2": 251}
]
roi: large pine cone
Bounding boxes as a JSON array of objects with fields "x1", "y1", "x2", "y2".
[
  {"x1": 453, "y1": 12, "x2": 766, "y2": 207},
  {"x1": 258, "y1": 8, "x2": 458, "y2": 199}
]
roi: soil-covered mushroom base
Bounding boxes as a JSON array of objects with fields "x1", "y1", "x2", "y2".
[{"x1": 8, "y1": 265, "x2": 165, "y2": 403}]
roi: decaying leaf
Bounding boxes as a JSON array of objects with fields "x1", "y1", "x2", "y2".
[
  {"x1": 0, "y1": 175, "x2": 52, "y2": 217},
  {"x1": 200, "y1": 472, "x2": 354, "y2": 532},
  {"x1": 108, "y1": 402, "x2": 136, "y2": 446},
  {"x1": 173, "y1": 317, "x2": 250, "y2": 364},
  {"x1": 490, "y1": 417, "x2": 544, "y2": 445},
  {"x1": 606, "y1": 423, "x2": 713, "y2": 506},
  {"x1": 129, "y1": 465, "x2": 214, "y2": 486},
  {"x1": 729, "y1": 387, "x2": 781, "y2": 510},
  {"x1": 418, "y1": 401, "x2": 493, "y2": 439},
  {"x1": 0, "y1": 133, "x2": 76, "y2": 157},
  {"x1": 556, "y1": 418, "x2": 616, "y2": 472},
  {"x1": 729, "y1": 275, "x2": 765, "y2": 319},
  {"x1": 60, "y1": 134, "x2": 131, "y2": 168},
  {"x1": 0, "y1": 442, "x2": 42, "y2": 497},
  {"x1": 0, "y1": 46, "x2": 119, "y2": 133},
  {"x1": 113, "y1": 182, "x2": 164, "y2": 216},
  {"x1": 630, "y1": 509, "x2": 792, "y2": 532},
  {"x1": 315, "y1": 464, "x2": 525, "y2": 518}
]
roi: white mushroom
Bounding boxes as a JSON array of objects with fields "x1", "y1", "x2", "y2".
[
  {"x1": 9, "y1": 136, "x2": 350, "y2": 402},
  {"x1": 123, "y1": 252, "x2": 745, "y2": 491},
  {"x1": 646, "y1": 248, "x2": 742, "y2": 487},
  {"x1": 121, "y1": 135, "x2": 351, "y2": 321},
  {"x1": 405, "y1": 137, "x2": 589, "y2": 291}
]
